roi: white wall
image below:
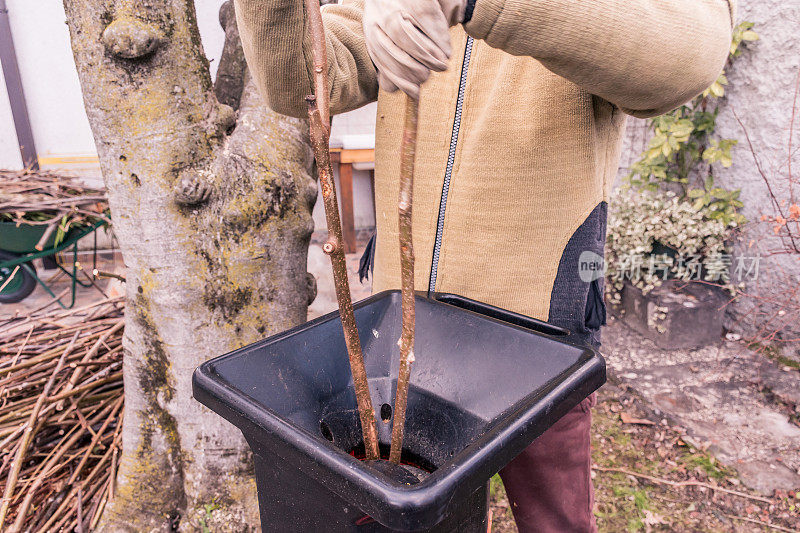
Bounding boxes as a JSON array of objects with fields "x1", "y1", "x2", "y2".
[
  {"x1": 194, "y1": 0, "x2": 228, "y2": 80},
  {"x1": 0, "y1": 0, "x2": 227, "y2": 170},
  {"x1": 1, "y1": 1, "x2": 379, "y2": 230},
  {"x1": 3, "y1": 1, "x2": 99, "y2": 168},
  {"x1": 712, "y1": 1, "x2": 800, "y2": 337},
  {"x1": 614, "y1": 1, "x2": 800, "y2": 339}
]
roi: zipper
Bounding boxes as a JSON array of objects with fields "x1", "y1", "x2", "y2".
[{"x1": 428, "y1": 36, "x2": 473, "y2": 294}]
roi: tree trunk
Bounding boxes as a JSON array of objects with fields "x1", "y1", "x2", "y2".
[{"x1": 62, "y1": 1, "x2": 317, "y2": 530}]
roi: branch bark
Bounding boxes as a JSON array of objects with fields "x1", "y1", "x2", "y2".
[
  {"x1": 214, "y1": 1, "x2": 247, "y2": 110},
  {"x1": 303, "y1": 0, "x2": 379, "y2": 460},
  {"x1": 303, "y1": 0, "x2": 330, "y2": 128},
  {"x1": 62, "y1": 1, "x2": 318, "y2": 529},
  {"x1": 390, "y1": 96, "x2": 419, "y2": 464}
]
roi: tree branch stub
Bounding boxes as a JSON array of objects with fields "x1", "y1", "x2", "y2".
[
  {"x1": 322, "y1": 240, "x2": 337, "y2": 255},
  {"x1": 101, "y1": 16, "x2": 165, "y2": 60}
]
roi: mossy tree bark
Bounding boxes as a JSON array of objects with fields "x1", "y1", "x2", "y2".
[{"x1": 63, "y1": 1, "x2": 317, "y2": 530}]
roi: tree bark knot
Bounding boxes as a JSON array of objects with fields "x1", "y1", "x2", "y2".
[
  {"x1": 102, "y1": 16, "x2": 165, "y2": 59},
  {"x1": 174, "y1": 169, "x2": 213, "y2": 206},
  {"x1": 205, "y1": 102, "x2": 237, "y2": 138}
]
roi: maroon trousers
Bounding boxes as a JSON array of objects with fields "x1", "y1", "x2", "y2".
[{"x1": 499, "y1": 393, "x2": 597, "y2": 533}]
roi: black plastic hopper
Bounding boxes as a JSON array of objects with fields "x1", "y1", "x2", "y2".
[{"x1": 193, "y1": 291, "x2": 605, "y2": 531}]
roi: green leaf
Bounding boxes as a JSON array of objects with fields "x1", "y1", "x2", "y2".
[
  {"x1": 54, "y1": 215, "x2": 69, "y2": 247},
  {"x1": 648, "y1": 133, "x2": 666, "y2": 148},
  {"x1": 742, "y1": 30, "x2": 759, "y2": 41}
]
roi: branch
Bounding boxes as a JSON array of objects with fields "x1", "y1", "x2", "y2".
[
  {"x1": 214, "y1": 1, "x2": 247, "y2": 110},
  {"x1": 0, "y1": 330, "x2": 78, "y2": 528},
  {"x1": 732, "y1": 107, "x2": 800, "y2": 252},
  {"x1": 732, "y1": 108, "x2": 785, "y2": 217},
  {"x1": 724, "y1": 514, "x2": 797, "y2": 533},
  {"x1": 302, "y1": 0, "x2": 378, "y2": 459},
  {"x1": 592, "y1": 466, "x2": 773, "y2": 504},
  {"x1": 389, "y1": 97, "x2": 419, "y2": 464},
  {"x1": 303, "y1": 0, "x2": 330, "y2": 127},
  {"x1": 787, "y1": 67, "x2": 799, "y2": 199},
  {"x1": 306, "y1": 101, "x2": 379, "y2": 459},
  {"x1": 34, "y1": 222, "x2": 59, "y2": 252}
]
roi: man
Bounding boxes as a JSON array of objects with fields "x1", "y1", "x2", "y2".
[{"x1": 234, "y1": 0, "x2": 733, "y2": 529}]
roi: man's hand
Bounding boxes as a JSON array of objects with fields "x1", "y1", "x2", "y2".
[{"x1": 363, "y1": 0, "x2": 466, "y2": 99}]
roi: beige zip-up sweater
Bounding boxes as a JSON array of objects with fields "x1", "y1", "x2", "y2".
[{"x1": 235, "y1": 0, "x2": 733, "y2": 325}]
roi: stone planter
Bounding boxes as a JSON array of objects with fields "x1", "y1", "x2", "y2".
[{"x1": 617, "y1": 280, "x2": 727, "y2": 349}]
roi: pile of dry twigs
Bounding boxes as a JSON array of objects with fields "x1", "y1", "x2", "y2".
[
  {"x1": 0, "y1": 169, "x2": 110, "y2": 249},
  {"x1": 0, "y1": 296, "x2": 124, "y2": 531}
]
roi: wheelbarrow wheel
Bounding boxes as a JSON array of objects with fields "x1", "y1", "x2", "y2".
[{"x1": 0, "y1": 250, "x2": 37, "y2": 304}]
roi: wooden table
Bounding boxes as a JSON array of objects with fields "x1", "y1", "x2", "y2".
[{"x1": 329, "y1": 147, "x2": 374, "y2": 253}]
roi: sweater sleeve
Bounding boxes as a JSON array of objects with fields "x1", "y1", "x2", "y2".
[
  {"x1": 235, "y1": 0, "x2": 377, "y2": 118},
  {"x1": 463, "y1": 0, "x2": 735, "y2": 118}
]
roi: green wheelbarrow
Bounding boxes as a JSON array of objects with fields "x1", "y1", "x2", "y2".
[{"x1": 0, "y1": 219, "x2": 107, "y2": 309}]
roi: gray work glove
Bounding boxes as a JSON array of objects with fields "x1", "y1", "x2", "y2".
[{"x1": 363, "y1": 0, "x2": 467, "y2": 99}]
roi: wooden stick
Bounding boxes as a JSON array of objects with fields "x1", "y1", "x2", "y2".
[
  {"x1": 67, "y1": 396, "x2": 124, "y2": 485},
  {"x1": 303, "y1": 0, "x2": 329, "y2": 127},
  {"x1": 49, "y1": 471, "x2": 110, "y2": 533},
  {"x1": 0, "y1": 266, "x2": 20, "y2": 293},
  {"x1": 110, "y1": 442, "x2": 118, "y2": 501},
  {"x1": 88, "y1": 485, "x2": 108, "y2": 531},
  {"x1": 0, "y1": 304, "x2": 122, "y2": 529},
  {"x1": 0, "y1": 330, "x2": 78, "y2": 527},
  {"x1": 81, "y1": 489, "x2": 101, "y2": 533},
  {"x1": 36, "y1": 414, "x2": 121, "y2": 532},
  {"x1": 389, "y1": 96, "x2": 419, "y2": 464},
  {"x1": 56, "y1": 319, "x2": 124, "y2": 408},
  {"x1": 15, "y1": 422, "x2": 81, "y2": 485},
  {"x1": 724, "y1": 513, "x2": 797, "y2": 533},
  {"x1": 75, "y1": 488, "x2": 84, "y2": 533},
  {"x1": 0, "y1": 296, "x2": 122, "y2": 336},
  {"x1": 303, "y1": 0, "x2": 379, "y2": 459},
  {"x1": 592, "y1": 466, "x2": 773, "y2": 504},
  {"x1": 307, "y1": 105, "x2": 379, "y2": 459},
  {"x1": 46, "y1": 372, "x2": 123, "y2": 403},
  {"x1": 10, "y1": 396, "x2": 115, "y2": 531},
  {"x1": 34, "y1": 221, "x2": 59, "y2": 251}
]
